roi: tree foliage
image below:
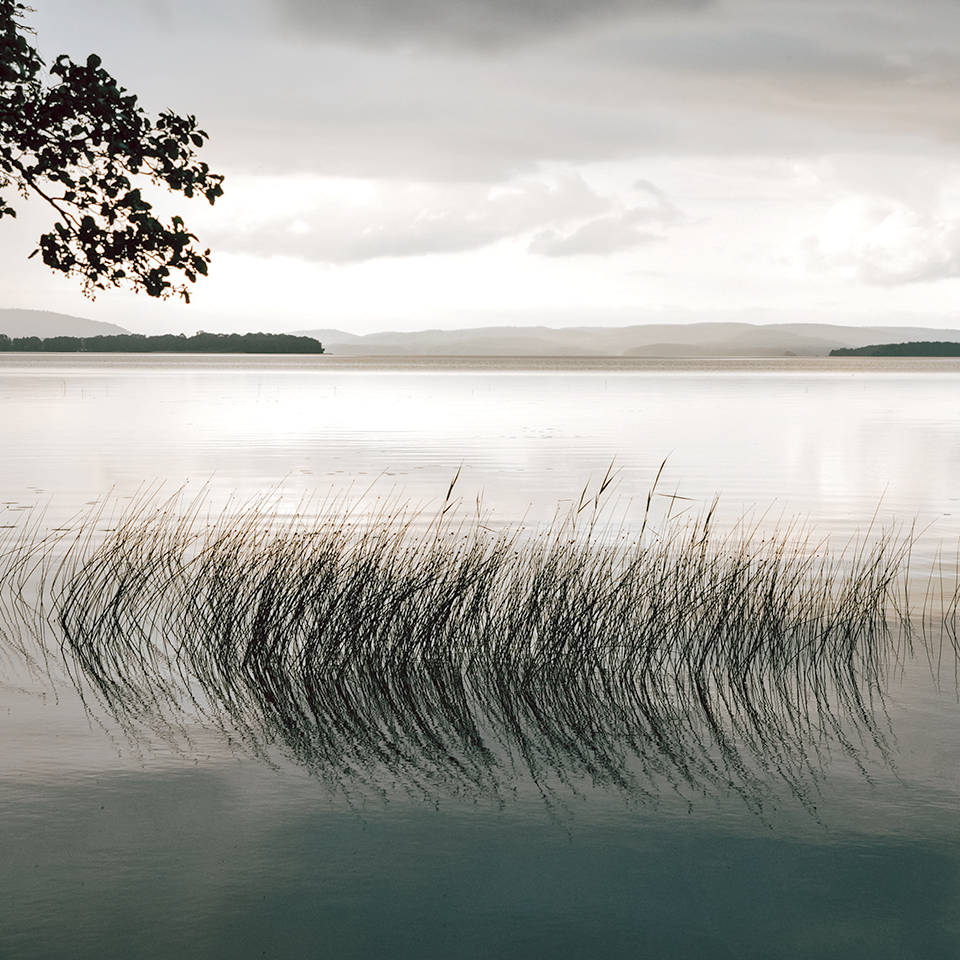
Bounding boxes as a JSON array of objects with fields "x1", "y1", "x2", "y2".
[
  {"x1": 0, "y1": 331, "x2": 325, "y2": 353},
  {"x1": 830, "y1": 341, "x2": 960, "y2": 357},
  {"x1": 0, "y1": 1, "x2": 224, "y2": 301}
]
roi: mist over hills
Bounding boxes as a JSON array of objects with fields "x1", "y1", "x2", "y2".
[
  {"x1": 6, "y1": 309, "x2": 960, "y2": 358},
  {"x1": 299, "y1": 322, "x2": 960, "y2": 358},
  {"x1": 0, "y1": 309, "x2": 129, "y2": 338}
]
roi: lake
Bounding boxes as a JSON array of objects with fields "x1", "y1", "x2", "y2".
[{"x1": 2, "y1": 354, "x2": 960, "y2": 959}]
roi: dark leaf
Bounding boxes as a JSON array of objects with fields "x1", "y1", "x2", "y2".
[{"x1": 1, "y1": 3, "x2": 223, "y2": 303}]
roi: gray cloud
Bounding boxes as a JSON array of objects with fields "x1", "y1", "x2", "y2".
[
  {"x1": 278, "y1": 0, "x2": 711, "y2": 50},
  {"x1": 216, "y1": 2, "x2": 960, "y2": 181},
  {"x1": 30, "y1": 1, "x2": 960, "y2": 183}
]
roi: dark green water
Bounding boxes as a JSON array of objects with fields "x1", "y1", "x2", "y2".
[
  {"x1": 2, "y1": 648, "x2": 959, "y2": 960},
  {"x1": 4, "y1": 761, "x2": 960, "y2": 959}
]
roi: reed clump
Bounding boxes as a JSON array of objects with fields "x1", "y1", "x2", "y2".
[{"x1": 0, "y1": 483, "x2": 954, "y2": 811}]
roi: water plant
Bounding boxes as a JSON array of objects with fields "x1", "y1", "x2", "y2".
[{"x1": 0, "y1": 479, "x2": 955, "y2": 813}]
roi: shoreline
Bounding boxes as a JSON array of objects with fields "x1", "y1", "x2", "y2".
[{"x1": 4, "y1": 352, "x2": 960, "y2": 372}]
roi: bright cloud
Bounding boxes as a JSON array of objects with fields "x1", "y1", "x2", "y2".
[
  {"x1": 805, "y1": 196, "x2": 960, "y2": 285},
  {"x1": 208, "y1": 172, "x2": 616, "y2": 263}
]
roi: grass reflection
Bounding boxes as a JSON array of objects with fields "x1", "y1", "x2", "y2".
[{"x1": 1, "y1": 482, "x2": 956, "y2": 814}]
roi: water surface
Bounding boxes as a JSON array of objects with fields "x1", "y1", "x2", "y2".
[
  {"x1": 4, "y1": 354, "x2": 960, "y2": 539},
  {"x1": 2, "y1": 355, "x2": 960, "y2": 959}
]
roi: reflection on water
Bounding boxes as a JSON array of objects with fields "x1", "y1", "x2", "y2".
[
  {"x1": 3, "y1": 354, "x2": 960, "y2": 553},
  {"x1": 1, "y1": 490, "x2": 946, "y2": 818},
  {"x1": 4, "y1": 356, "x2": 960, "y2": 958}
]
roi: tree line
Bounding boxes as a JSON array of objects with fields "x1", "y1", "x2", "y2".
[
  {"x1": 0, "y1": 332, "x2": 324, "y2": 353},
  {"x1": 830, "y1": 342, "x2": 960, "y2": 357}
]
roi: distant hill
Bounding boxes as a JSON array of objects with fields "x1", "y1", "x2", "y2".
[
  {"x1": 11, "y1": 312, "x2": 960, "y2": 358},
  {"x1": 0, "y1": 309, "x2": 129, "y2": 338},
  {"x1": 296, "y1": 322, "x2": 960, "y2": 358},
  {"x1": 831, "y1": 341, "x2": 960, "y2": 357}
]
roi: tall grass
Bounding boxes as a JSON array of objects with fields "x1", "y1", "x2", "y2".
[{"x1": 0, "y1": 480, "x2": 956, "y2": 811}]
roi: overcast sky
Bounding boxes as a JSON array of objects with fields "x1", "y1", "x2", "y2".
[{"x1": 4, "y1": 0, "x2": 960, "y2": 333}]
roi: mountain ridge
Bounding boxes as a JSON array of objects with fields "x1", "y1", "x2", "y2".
[
  {"x1": 8, "y1": 310, "x2": 960, "y2": 358},
  {"x1": 0, "y1": 309, "x2": 130, "y2": 338},
  {"x1": 296, "y1": 321, "x2": 960, "y2": 357}
]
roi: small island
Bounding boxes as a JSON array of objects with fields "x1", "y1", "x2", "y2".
[
  {"x1": 0, "y1": 331, "x2": 324, "y2": 354},
  {"x1": 831, "y1": 341, "x2": 960, "y2": 357}
]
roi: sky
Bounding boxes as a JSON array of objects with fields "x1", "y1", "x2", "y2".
[{"x1": 4, "y1": 0, "x2": 960, "y2": 334}]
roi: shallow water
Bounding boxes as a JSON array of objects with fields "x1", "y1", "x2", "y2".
[{"x1": 3, "y1": 354, "x2": 960, "y2": 958}]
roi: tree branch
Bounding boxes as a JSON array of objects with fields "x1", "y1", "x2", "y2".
[{"x1": 1, "y1": 148, "x2": 80, "y2": 229}]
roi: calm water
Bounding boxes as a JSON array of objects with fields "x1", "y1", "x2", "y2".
[{"x1": 2, "y1": 354, "x2": 960, "y2": 959}]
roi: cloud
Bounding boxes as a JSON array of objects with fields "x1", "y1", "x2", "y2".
[
  {"x1": 33, "y1": 0, "x2": 960, "y2": 184},
  {"x1": 19, "y1": 0, "x2": 960, "y2": 334},
  {"x1": 529, "y1": 213, "x2": 659, "y2": 257},
  {"x1": 278, "y1": 0, "x2": 711, "y2": 50},
  {"x1": 803, "y1": 196, "x2": 960, "y2": 285},
  {"x1": 215, "y1": 174, "x2": 685, "y2": 264},
  {"x1": 219, "y1": 4, "x2": 960, "y2": 181},
  {"x1": 530, "y1": 180, "x2": 681, "y2": 256},
  {"x1": 214, "y1": 172, "x2": 610, "y2": 263}
]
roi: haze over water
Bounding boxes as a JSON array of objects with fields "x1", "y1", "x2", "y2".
[{"x1": 3, "y1": 354, "x2": 960, "y2": 960}]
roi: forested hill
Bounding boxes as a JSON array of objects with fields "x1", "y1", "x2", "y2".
[
  {"x1": 0, "y1": 332, "x2": 325, "y2": 354},
  {"x1": 830, "y1": 341, "x2": 960, "y2": 357}
]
